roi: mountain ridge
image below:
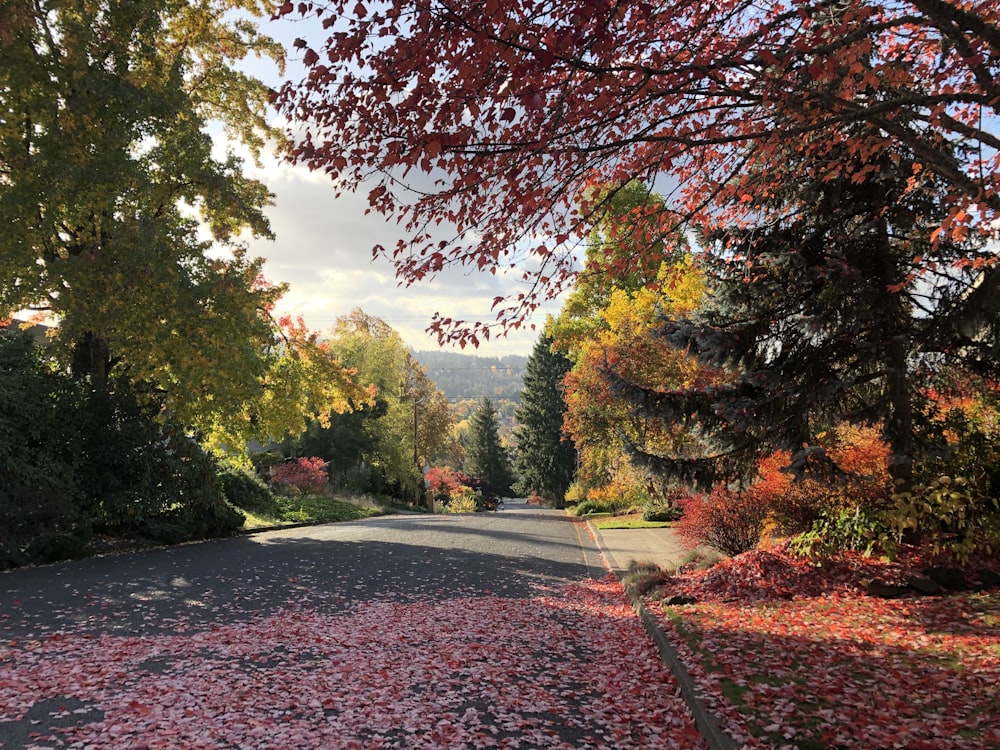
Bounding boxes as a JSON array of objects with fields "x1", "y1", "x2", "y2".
[{"x1": 413, "y1": 349, "x2": 527, "y2": 403}]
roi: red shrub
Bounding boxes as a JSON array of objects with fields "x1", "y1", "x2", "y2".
[
  {"x1": 269, "y1": 457, "x2": 329, "y2": 495},
  {"x1": 756, "y1": 425, "x2": 893, "y2": 534},
  {"x1": 675, "y1": 425, "x2": 894, "y2": 556},
  {"x1": 425, "y1": 466, "x2": 476, "y2": 507},
  {"x1": 676, "y1": 486, "x2": 770, "y2": 557}
]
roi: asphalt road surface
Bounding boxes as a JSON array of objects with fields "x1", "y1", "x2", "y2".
[{"x1": 0, "y1": 500, "x2": 704, "y2": 749}]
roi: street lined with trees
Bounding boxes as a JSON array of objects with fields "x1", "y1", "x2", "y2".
[
  {"x1": 3, "y1": 0, "x2": 1000, "y2": 746},
  {"x1": 275, "y1": 0, "x2": 1000, "y2": 560},
  {"x1": 0, "y1": 509, "x2": 705, "y2": 748}
]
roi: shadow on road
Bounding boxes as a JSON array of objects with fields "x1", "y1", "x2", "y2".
[{"x1": 1, "y1": 512, "x2": 607, "y2": 639}]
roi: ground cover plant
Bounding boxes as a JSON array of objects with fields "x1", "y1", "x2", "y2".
[{"x1": 641, "y1": 546, "x2": 1000, "y2": 749}]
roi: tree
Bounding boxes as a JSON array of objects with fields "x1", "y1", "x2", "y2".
[
  {"x1": 610, "y1": 137, "x2": 995, "y2": 508},
  {"x1": 403, "y1": 357, "x2": 454, "y2": 469},
  {"x1": 545, "y1": 182, "x2": 708, "y2": 503},
  {"x1": 0, "y1": 330, "x2": 245, "y2": 565},
  {"x1": 546, "y1": 181, "x2": 685, "y2": 357},
  {"x1": 316, "y1": 309, "x2": 452, "y2": 501},
  {"x1": 0, "y1": 0, "x2": 365, "y2": 448},
  {"x1": 512, "y1": 334, "x2": 576, "y2": 505},
  {"x1": 561, "y1": 274, "x2": 712, "y2": 504},
  {"x1": 273, "y1": 0, "x2": 1000, "y2": 345},
  {"x1": 462, "y1": 397, "x2": 514, "y2": 501}
]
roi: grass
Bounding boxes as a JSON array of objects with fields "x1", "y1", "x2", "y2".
[
  {"x1": 669, "y1": 548, "x2": 726, "y2": 573},
  {"x1": 589, "y1": 512, "x2": 674, "y2": 530},
  {"x1": 622, "y1": 561, "x2": 672, "y2": 597},
  {"x1": 240, "y1": 493, "x2": 389, "y2": 529}
]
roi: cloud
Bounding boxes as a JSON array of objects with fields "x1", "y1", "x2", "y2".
[{"x1": 235, "y1": 147, "x2": 558, "y2": 355}]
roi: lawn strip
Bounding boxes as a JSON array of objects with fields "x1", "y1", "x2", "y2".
[{"x1": 654, "y1": 593, "x2": 1000, "y2": 749}]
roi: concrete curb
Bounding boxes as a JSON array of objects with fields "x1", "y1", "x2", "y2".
[{"x1": 587, "y1": 520, "x2": 739, "y2": 750}]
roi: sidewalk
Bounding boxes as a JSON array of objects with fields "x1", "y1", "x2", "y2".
[{"x1": 588, "y1": 523, "x2": 717, "y2": 573}]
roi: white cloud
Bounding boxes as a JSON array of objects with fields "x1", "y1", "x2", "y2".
[
  {"x1": 231, "y1": 143, "x2": 557, "y2": 355},
  {"x1": 218, "y1": 18, "x2": 566, "y2": 357}
]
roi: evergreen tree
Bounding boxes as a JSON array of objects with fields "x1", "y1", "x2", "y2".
[
  {"x1": 462, "y1": 397, "x2": 514, "y2": 501},
  {"x1": 612, "y1": 137, "x2": 997, "y2": 503},
  {"x1": 513, "y1": 334, "x2": 576, "y2": 506}
]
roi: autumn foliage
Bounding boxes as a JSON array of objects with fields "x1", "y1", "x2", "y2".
[
  {"x1": 673, "y1": 424, "x2": 896, "y2": 556},
  {"x1": 269, "y1": 457, "x2": 329, "y2": 495},
  {"x1": 274, "y1": 0, "x2": 1000, "y2": 345},
  {"x1": 424, "y1": 466, "x2": 478, "y2": 509},
  {"x1": 675, "y1": 487, "x2": 771, "y2": 557}
]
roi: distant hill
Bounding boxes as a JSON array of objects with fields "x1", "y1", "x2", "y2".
[{"x1": 413, "y1": 350, "x2": 527, "y2": 404}]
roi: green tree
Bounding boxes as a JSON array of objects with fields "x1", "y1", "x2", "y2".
[
  {"x1": 547, "y1": 182, "x2": 682, "y2": 358},
  {"x1": 0, "y1": 0, "x2": 363, "y2": 448},
  {"x1": 318, "y1": 309, "x2": 452, "y2": 503},
  {"x1": 512, "y1": 334, "x2": 575, "y2": 506},
  {"x1": 463, "y1": 397, "x2": 514, "y2": 501}
]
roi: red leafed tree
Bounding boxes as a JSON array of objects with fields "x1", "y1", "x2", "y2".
[
  {"x1": 271, "y1": 0, "x2": 1000, "y2": 345},
  {"x1": 270, "y1": 457, "x2": 329, "y2": 495}
]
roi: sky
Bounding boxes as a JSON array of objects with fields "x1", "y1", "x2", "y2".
[
  {"x1": 234, "y1": 146, "x2": 558, "y2": 358},
  {"x1": 226, "y1": 16, "x2": 567, "y2": 359}
]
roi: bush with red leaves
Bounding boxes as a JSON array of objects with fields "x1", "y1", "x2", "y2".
[
  {"x1": 425, "y1": 466, "x2": 478, "y2": 508},
  {"x1": 676, "y1": 486, "x2": 771, "y2": 557},
  {"x1": 753, "y1": 425, "x2": 893, "y2": 536},
  {"x1": 269, "y1": 457, "x2": 329, "y2": 495}
]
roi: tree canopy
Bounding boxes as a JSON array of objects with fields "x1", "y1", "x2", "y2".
[
  {"x1": 599, "y1": 99, "x2": 998, "y2": 495},
  {"x1": 0, "y1": 0, "x2": 366, "y2": 448},
  {"x1": 273, "y1": 0, "x2": 1000, "y2": 345}
]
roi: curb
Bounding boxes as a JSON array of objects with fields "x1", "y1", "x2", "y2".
[{"x1": 587, "y1": 521, "x2": 739, "y2": 750}]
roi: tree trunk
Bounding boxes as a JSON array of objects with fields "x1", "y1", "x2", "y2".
[
  {"x1": 873, "y1": 216, "x2": 915, "y2": 499},
  {"x1": 71, "y1": 331, "x2": 112, "y2": 384}
]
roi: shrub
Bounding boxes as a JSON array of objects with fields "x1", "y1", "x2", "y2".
[
  {"x1": 0, "y1": 334, "x2": 245, "y2": 560},
  {"x1": 425, "y1": 466, "x2": 476, "y2": 509},
  {"x1": 142, "y1": 431, "x2": 244, "y2": 542},
  {"x1": 572, "y1": 499, "x2": 615, "y2": 516},
  {"x1": 219, "y1": 467, "x2": 279, "y2": 516},
  {"x1": 568, "y1": 484, "x2": 632, "y2": 515},
  {"x1": 270, "y1": 457, "x2": 329, "y2": 495},
  {"x1": 0, "y1": 333, "x2": 83, "y2": 512},
  {"x1": 0, "y1": 483, "x2": 91, "y2": 569},
  {"x1": 642, "y1": 505, "x2": 682, "y2": 522},
  {"x1": 889, "y1": 474, "x2": 1000, "y2": 563},
  {"x1": 752, "y1": 424, "x2": 893, "y2": 537},
  {"x1": 675, "y1": 486, "x2": 770, "y2": 556},
  {"x1": 585, "y1": 484, "x2": 626, "y2": 508},
  {"x1": 441, "y1": 486, "x2": 478, "y2": 513},
  {"x1": 791, "y1": 506, "x2": 893, "y2": 558},
  {"x1": 564, "y1": 481, "x2": 588, "y2": 507}
]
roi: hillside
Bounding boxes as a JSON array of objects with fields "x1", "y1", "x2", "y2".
[{"x1": 413, "y1": 350, "x2": 527, "y2": 404}]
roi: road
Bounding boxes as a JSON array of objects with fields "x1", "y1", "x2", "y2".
[{"x1": 0, "y1": 500, "x2": 705, "y2": 749}]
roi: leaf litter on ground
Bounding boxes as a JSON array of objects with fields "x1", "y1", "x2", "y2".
[
  {"x1": 1, "y1": 574, "x2": 707, "y2": 749},
  {"x1": 644, "y1": 543, "x2": 1000, "y2": 749}
]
